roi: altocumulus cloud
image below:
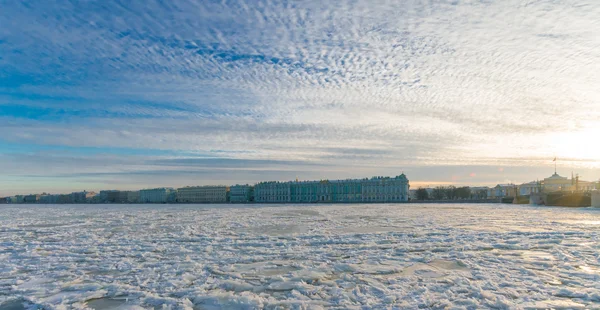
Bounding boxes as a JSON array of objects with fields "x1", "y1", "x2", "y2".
[{"x1": 0, "y1": 0, "x2": 599, "y2": 194}]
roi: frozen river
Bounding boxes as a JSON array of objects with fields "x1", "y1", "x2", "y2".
[{"x1": 1, "y1": 203, "x2": 600, "y2": 309}]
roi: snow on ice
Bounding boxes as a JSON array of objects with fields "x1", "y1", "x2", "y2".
[{"x1": 1, "y1": 203, "x2": 600, "y2": 309}]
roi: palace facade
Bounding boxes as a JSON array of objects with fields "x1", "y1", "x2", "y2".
[{"x1": 254, "y1": 174, "x2": 410, "y2": 203}]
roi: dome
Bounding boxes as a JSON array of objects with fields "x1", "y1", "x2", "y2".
[{"x1": 546, "y1": 173, "x2": 567, "y2": 180}]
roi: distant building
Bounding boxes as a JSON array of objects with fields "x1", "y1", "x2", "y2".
[
  {"x1": 592, "y1": 191, "x2": 600, "y2": 208},
  {"x1": 518, "y1": 181, "x2": 541, "y2": 196},
  {"x1": 254, "y1": 174, "x2": 410, "y2": 203},
  {"x1": 57, "y1": 194, "x2": 72, "y2": 204},
  {"x1": 522, "y1": 172, "x2": 597, "y2": 193},
  {"x1": 99, "y1": 190, "x2": 131, "y2": 203},
  {"x1": 176, "y1": 186, "x2": 228, "y2": 203},
  {"x1": 51, "y1": 194, "x2": 62, "y2": 203},
  {"x1": 118, "y1": 191, "x2": 131, "y2": 203},
  {"x1": 542, "y1": 173, "x2": 570, "y2": 192},
  {"x1": 139, "y1": 188, "x2": 176, "y2": 203},
  {"x1": 24, "y1": 194, "x2": 41, "y2": 203},
  {"x1": 229, "y1": 184, "x2": 254, "y2": 203},
  {"x1": 488, "y1": 184, "x2": 517, "y2": 198},
  {"x1": 254, "y1": 181, "x2": 292, "y2": 203},
  {"x1": 361, "y1": 175, "x2": 410, "y2": 202},
  {"x1": 71, "y1": 191, "x2": 96, "y2": 203},
  {"x1": 11, "y1": 195, "x2": 25, "y2": 204},
  {"x1": 574, "y1": 180, "x2": 596, "y2": 192},
  {"x1": 39, "y1": 194, "x2": 55, "y2": 204},
  {"x1": 127, "y1": 191, "x2": 140, "y2": 203},
  {"x1": 99, "y1": 190, "x2": 119, "y2": 203},
  {"x1": 469, "y1": 187, "x2": 490, "y2": 199}
]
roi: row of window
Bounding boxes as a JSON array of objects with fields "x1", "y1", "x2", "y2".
[
  {"x1": 256, "y1": 195, "x2": 407, "y2": 201},
  {"x1": 178, "y1": 194, "x2": 226, "y2": 197}
]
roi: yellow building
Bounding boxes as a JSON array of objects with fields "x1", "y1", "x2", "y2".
[
  {"x1": 592, "y1": 191, "x2": 600, "y2": 208},
  {"x1": 542, "y1": 173, "x2": 595, "y2": 192}
]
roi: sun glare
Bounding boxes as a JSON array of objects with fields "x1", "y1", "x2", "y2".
[{"x1": 553, "y1": 128, "x2": 600, "y2": 166}]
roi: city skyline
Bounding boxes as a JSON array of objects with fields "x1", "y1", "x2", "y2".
[
  {"x1": 4, "y1": 169, "x2": 598, "y2": 205},
  {"x1": 1, "y1": 165, "x2": 597, "y2": 197},
  {"x1": 2, "y1": 0, "x2": 599, "y2": 196}
]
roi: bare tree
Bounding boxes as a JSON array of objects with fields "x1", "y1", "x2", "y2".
[
  {"x1": 432, "y1": 186, "x2": 446, "y2": 200},
  {"x1": 416, "y1": 188, "x2": 429, "y2": 200}
]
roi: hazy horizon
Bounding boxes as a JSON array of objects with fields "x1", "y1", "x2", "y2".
[
  {"x1": 1, "y1": 1, "x2": 599, "y2": 196},
  {"x1": 2, "y1": 164, "x2": 596, "y2": 197}
]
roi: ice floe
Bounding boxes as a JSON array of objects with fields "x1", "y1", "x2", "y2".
[{"x1": 1, "y1": 203, "x2": 600, "y2": 309}]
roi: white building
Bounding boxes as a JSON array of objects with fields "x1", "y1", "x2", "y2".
[
  {"x1": 176, "y1": 186, "x2": 228, "y2": 203},
  {"x1": 139, "y1": 188, "x2": 176, "y2": 203},
  {"x1": 518, "y1": 181, "x2": 541, "y2": 196},
  {"x1": 230, "y1": 184, "x2": 253, "y2": 203}
]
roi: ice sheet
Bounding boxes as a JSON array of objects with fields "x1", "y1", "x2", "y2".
[{"x1": 1, "y1": 203, "x2": 600, "y2": 309}]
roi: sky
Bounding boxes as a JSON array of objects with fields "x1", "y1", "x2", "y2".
[{"x1": 1, "y1": 0, "x2": 599, "y2": 196}]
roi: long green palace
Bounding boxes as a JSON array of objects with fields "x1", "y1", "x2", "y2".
[{"x1": 254, "y1": 174, "x2": 410, "y2": 203}]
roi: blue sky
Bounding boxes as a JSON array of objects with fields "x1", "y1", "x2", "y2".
[{"x1": 1, "y1": 0, "x2": 599, "y2": 195}]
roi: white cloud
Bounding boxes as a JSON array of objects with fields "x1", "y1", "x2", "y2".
[{"x1": 0, "y1": 0, "x2": 599, "y2": 193}]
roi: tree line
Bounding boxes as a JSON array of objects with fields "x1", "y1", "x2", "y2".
[{"x1": 415, "y1": 186, "x2": 488, "y2": 201}]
